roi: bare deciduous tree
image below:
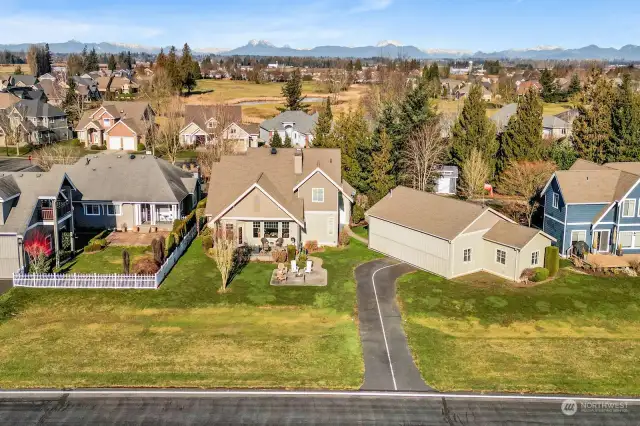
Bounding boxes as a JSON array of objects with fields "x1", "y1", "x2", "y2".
[
  {"x1": 498, "y1": 160, "x2": 557, "y2": 226},
  {"x1": 195, "y1": 105, "x2": 237, "y2": 180},
  {"x1": 361, "y1": 69, "x2": 409, "y2": 121},
  {"x1": 322, "y1": 69, "x2": 349, "y2": 103},
  {"x1": 403, "y1": 120, "x2": 449, "y2": 192},
  {"x1": 460, "y1": 148, "x2": 490, "y2": 200},
  {"x1": 155, "y1": 96, "x2": 184, "y2": 164},
  {"x1": 32, "y1": 144, "x2": 82, "y2": 171},
  {"x1": 0, "y1": 114, "x2": 29, "y2": 156},
  {"x1": 210, "y1": 225, "x2": 235, "y2": 292}
]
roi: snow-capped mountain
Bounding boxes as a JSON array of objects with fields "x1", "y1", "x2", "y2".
[{"x1": 376, "y1": 40, "x2": 403, "y2": 47}]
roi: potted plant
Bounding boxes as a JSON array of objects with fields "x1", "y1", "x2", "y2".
[{"x1": 617, "y1": 243, "x2": 623, "y2": 256}]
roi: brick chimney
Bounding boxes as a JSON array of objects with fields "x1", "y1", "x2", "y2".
[{"x1": 294, "y1": 149, "x2": 303, "y2": 174}]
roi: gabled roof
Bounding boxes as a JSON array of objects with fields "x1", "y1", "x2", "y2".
[
  {"x1": 365, "y1": 185, "x2": 489, "y2": 241},
  {"x1": 9, "y1": 74, "x2": 37, "y2": 87},
  {"x1": 12, "y1": 99, "x2": 65, "y2": 118},
  {"x1": 542, "y1": 115, "x2": 569, "y2": 129},
  {"x1": 490, "y1": 103, "x2": 517, "y2": 130},
  {"x1": 37, "y1": 79, "x2": 66, "y2": 101},
  {"x1": 55, "y1": 152, "x2": 194, "y2": 203},
  {"x1": 237, "y1": 122, "x2": 260, "y2": 135},
  {"x1": 183, "y1": 105, "x2": 242, "y2": 133},
  {"x1": 0, "y1": 175, "x2": 20, "y2": 200},
  {"x1": 260, "y1": 110, "x2": 319, "y2": 134},
  {"x1": 483, "y1": 221, "x2": 552, "y2": 249},
  {"x1": 0, "y1": 92, "x2": 20, "y2": 110}
]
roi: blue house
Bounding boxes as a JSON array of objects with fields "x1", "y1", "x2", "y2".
[{"x1": 542, "y1": 159, "x2": 640, "y2": 256}]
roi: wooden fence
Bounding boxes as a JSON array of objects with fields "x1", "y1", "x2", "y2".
[{"x1": 13, "y1": 224, "x2": 199, "y2": 290}]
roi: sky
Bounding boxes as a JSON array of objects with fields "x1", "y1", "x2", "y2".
[{"x1": 1, "y1": 0, "x2": 640, "y2": 51}]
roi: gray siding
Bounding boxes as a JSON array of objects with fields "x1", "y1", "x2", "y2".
[
  {"x1": 543, "y1": 216, "x2": 565, "y2": 254},
  {"x1": 0, "y1": 234, "x2": 20, "y2": 278},
  {"x1": 544, "y1": 177, "x2": 565, "y2": 222},
  {"x1": 74, "y1": 202, "x2": 135, "y2": 230}
]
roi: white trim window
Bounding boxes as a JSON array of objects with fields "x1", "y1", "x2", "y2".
[
  {"x1": 620, "y1": 231, "x2": 634, "y2": 249},
  {"x1": 253, "y1": 221, "x2": 260, "y2": 238},
  {"x1": 531, "y1": 250, "x2": 540, "y2": 266},
  {"x1": 622, "y1": 199, "x2": 636, "y2": 218},
  {"x1": 463, "y1": 248, "x2": 472, "y2": 263},
  {"x1": 570, "y1": 230, "x2": 587, "y2": 245},
  {"x1": 84, "y1": 204, "x2": 101, "y2": 216},
  {"x1": 312, "y1": 188, "x2": 325, "y2": 203},
  {"x1": 496, "y1": 249, "x2": 506, "y2": 265},
  {"x1": 327, "y1": 216, "x2": 335, "y2": 236},
  {"x1": 552, "y1": 192, "x2": 559, "y2": 209},
  {"x1": 106, "y1": 204, "x2": 122, "y2": 216},
  {"x1": 281, "y1": 222, "x2": 290, "y2": 239}
]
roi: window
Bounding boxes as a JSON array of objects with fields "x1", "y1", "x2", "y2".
[
  {"x1": 264, "y1": 221, "x2": 278, "y2": 238},
  {"x1": 312, "y1": 188, "x2": 324, "y2": 203},
  {"x1": 622, "y1": 199, "x2": 637, "y2": 217},
  {"x1": 327, "y1": 216, "x2": 335, "y2": 236},
  {"x1": 84, "y1": 204, "x2": 101, "y2": 215},
  {"x1": 103, "y1": 118, "x2": 110, "y2": 127},
  {"x1": 225, "y1": 223, "x2": 234, "y2": 239},
  {"x1": 620, "y1": 231, "x2": 633, "y2": 249},
  {"x1": 571, "y1": 230, "x2": 587, "y2": 245},
  {"x1": 531, "y1": 250, "x2": 540, "y2": 266},
  {"x1": 106, "y1": 204, "x2": 121, "y2": 216},
  {"x1": 496, "y1": 249, "x2": 506, "y2": 265},
  {"x1": 463, "y1": 248, "x2": 472, "y2": 263},
  {"x1": 253, "y1": 222, "x2": 260, "y2": 238},
  {"x1": 552, "y1": 192, "x2": 559, "y2": 209},
  {"x1": 282, "y1": 222, "x2": 290, "y2": 239}
]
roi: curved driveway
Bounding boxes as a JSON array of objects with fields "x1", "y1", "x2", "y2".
[{"x1": 355, "y1": 258, "x2": 432, "y2": 391}]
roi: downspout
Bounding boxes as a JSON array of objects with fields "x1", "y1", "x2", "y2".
[
  {"x1": 69, "y1": 188, "x2": 75, "y2": 253},
  {"x1": 514, "y1": 248, "x2": 520, "y2": 281},
  {"x1": 53, "y1": 198, "x2": 60, "y2": 269}
]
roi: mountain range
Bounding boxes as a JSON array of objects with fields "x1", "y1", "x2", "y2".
[{"x1": 3, "y1": 39, "x2": 640, "y2": 60}]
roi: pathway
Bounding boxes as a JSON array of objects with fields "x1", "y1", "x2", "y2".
[
  {"x1": 355, "y1": 258, "x2": 431, "y2": 391},
  {"x1": 345, "y1": 226, "x2": 368, "y2": 244}
]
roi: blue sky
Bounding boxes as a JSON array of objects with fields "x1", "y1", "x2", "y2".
[{"x1": 1, "y1": 0, "x2": 639, "y2": 51}]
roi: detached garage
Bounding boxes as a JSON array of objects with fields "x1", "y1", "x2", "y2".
[
  {"x1": 105, "y1": 119, "x2": 139, "y2": 151},
  {"x1": 366, "y1": 186, "x2": 555, "y2": 281}
]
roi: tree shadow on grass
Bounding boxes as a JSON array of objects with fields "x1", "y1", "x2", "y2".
[{"x1": 227, "y1": 245, "x2": 252, "y2": 287}]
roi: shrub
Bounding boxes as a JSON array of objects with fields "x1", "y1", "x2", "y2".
[
  {"x1": 202, "y1": 235, "x2": 213, "y2": 251},
  {"x1": 151, "y1": 238, "x2": 165, "y2": 265},
  {"x1": 629, "y1": 259, "x2": 640, "y2": 274},
  {"x1": 137, "y1": 142, "x2": 146, "y2": 152},
  {"x1": 352, "y1": 205, "x2": 365, "y2": 225},
  {"x1": 90, "y1": 144, "x2": 107, "y2": 151},
  {"x1": 304, "y1": 240, "x2": 319, "y2": 253},
  {"x1": 520, "y1": 268, "x2": 536, "y2": 282},
  {"x1": 84, "y1": 242, "x2": 102, "y2": 253},
  {"x1": 172, "y1": 219, "x2": 186, "y2": 237},
  {"x1": 122, "y1": 249, "x2": 130, "y2": 274},
  {"x1": 271, "y1": 248, "x2": 287, "y2": 263},
  {"x1": 545, "y1": 246, "x2": 559, "y2": 276},
  {"x1": 166, "y1": 233, "x2": 176, "y2": 256},
  {"x1": 286, "y1": 244, "x2": 296, "y2": 261},
  {"x1": 132, "y1": 256, "x2": 160, "y2": 274},
  {"x1": 339, "y1": 227, "x2": 350, "y2": 246},
  {"x1": 531, "y1": 267, "x2": 550, "y2": 282}
]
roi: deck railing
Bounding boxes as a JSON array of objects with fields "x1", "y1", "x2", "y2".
[{"x1": 13, "y1": 223, "x2": 198, "y2": 289}]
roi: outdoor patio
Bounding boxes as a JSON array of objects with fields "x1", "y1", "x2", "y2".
[
  {"x1": 584, "y1": 253, "x2": 640, "y2": 268},
  {"x1": 270, "y1": 256, "x2": 327, "y2": 286},
  {"x1": 107, "y1": 231, "x2": 169, "y2": 246}
]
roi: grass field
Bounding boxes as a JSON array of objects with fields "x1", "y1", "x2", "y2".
[
  {"x1": 397, "y1": 269, "x2": 640, "y2": 396},
  {"x1": 64, "y1": 246, "x2": 152, "y2": 274},
  {"x1": 436, "y1": 99, "x2": 573, "y2": 118},
  {"x1": 0, "y1": 237, "x2": 381, "y2": 389},
  {"x1": 241, "y1": 102, "x2": 324, "y2": 121},
  {"x1": 351, "y1": 226, "x2": 369, "y2": 240}
]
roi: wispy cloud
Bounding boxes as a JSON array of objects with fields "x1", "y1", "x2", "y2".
[{"x1": 349, "y1": 0, "x2": 393, "y2": 13}]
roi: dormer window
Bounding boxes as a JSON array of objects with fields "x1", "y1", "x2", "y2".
[
  {"x1": 622, "y1": 199, "x2": 636, "y2": 218},
  {"x1": 103, "y1": 118, "x2": 110, "y2": 127}
]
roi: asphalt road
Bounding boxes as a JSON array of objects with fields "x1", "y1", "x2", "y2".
[
  {"x1": 1, "y1": 391, "x2": 638, "y2": 425},
  {"x1": 356, "y1": 258, "x2": 429, "y2": 391}
]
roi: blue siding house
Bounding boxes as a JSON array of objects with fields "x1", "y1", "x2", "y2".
[{"x1": 542, "y1": 159, "x2": 640, "y2": 256}]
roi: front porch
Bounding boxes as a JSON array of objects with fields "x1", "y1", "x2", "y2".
[{"x1": 134, "y1": 203, "x2": 180, "y2": 230}]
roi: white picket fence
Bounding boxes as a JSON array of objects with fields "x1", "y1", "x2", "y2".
[{"x1": 13, "y1": 224, "x2": 198, "y2": 290}]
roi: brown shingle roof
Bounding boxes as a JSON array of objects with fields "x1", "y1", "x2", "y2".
[
  {"x1": 238, "y1": 122, "x2": 260, "y2": 134},
  {"x1": 0, "y1": 92, "x2": 19, "y2": 110},
  {"x1": 205, "y1": 148, "x2": 341, "y2": 223},
  {"x1": 184, "y1": 105, "x2": 242, "y2": 131},
  {"x1": 483, "y1": 221, "x2": 544, "y2": 249},
  {"x1": 365, "y1": 186, "x2": 488, "y2": 241}
]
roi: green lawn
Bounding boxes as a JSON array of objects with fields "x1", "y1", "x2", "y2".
[
  {"x1": 64, "y1": 246, "x2": 152, "y2": 274},
  {"x1": 397, "y1": 269, "x2": 640, "y2": 396},
  {"x1": 189, "y1": 79, "x2": 326, "y2": 102},
  {"x1": 0, "y1": 237, "x2": 381, "y2": 389},
  {"x1": 351, "y1": 225, "x2": 369, "y2": 239}
]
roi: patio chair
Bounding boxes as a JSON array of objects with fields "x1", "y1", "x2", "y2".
[
  {"x1": 261, "y1": 238, "x2": 270, "y2": 253},
  {"x1": 275, "y1": 237, "x2": 284, "y2": 248},
  {"x1": 290, "y1": 259, "x2": 298, "y2": 274},
  {"x1": 305, "y1": 260, "x2": 312, "y2": 274}
]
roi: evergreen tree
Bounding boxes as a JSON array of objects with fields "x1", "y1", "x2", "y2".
[
  {"x1": 279, "y1": 69, "x2": 309, "y2": 112},
  {"x1": 42, "y1": 44, "x2": 52, "y2": 75},
  {"x1": 428, "y1": 62, "x2": 440, "y2": 82},
  {"x1": 612, "y1": 74, "x2": 640, "y2": 160},
  {"x1": 155, "y1": 48, "x2": 167, "y2": 69},
  {"x1": 62, "y1": 77, "x2": 80, "y2": 125},
  {"x1": 84, "y1": 47, "x2": 99, "y2": 72},
  {"x1": 370, "y1": 128, "x2": 395, "y2": 202},
  {"x1": 270, "y1": 132, "x2": 283, "y2": 147},
  {"x1": 13, "y1": 65, "x2": 22, "y2": 75},
  {"x1": 313, "y1": 97, "x2": 333, "y2": 147},
  {"x1": 572, "y1": 71, "x2": 616, "y2": 163},
  {"x1": 354, "y1": 59, "x2": 363, "y2": 71},
  {"x1": 166, "y1": 46, "x2": 181, "y2": 91},
  {"x1": 179, "y1": 43, "x2": 197, "y2": 94},
  {"x1": 125, "y1": 51, "x2": 133, "y2": 70},
  {"x1": 283, "y1": 135, "x2": 293, "y2": 147},
  {"x1": 540, "y1": 68, "x2": 557, "y2": 102},
  {"x1": 108, "y1": 54, "x2": 117, "y2": 71},
  {"x1": 567, "y1": 73, "x2": 581, "y2": 96},
  {"x1": 497, "y1": 89, "x2": 544, "y2": 171},
  {"x1": 66, "y1": 54, "x2": 84, "y2": 77},
  {"x1": 450, "y1": 84, "x2": 498, "y2": 172}
]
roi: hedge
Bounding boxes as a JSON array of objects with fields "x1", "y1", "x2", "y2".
[
  {"x1": 545, "y1": 246, "x2": 559, "y2": 276},
  {"x1": 532, "y1": 267, "x2": 549, "y2": 282}
]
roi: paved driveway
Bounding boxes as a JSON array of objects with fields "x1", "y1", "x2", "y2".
[{"x1": 355, "y1": 258, "x2": 431, "y2": 391}]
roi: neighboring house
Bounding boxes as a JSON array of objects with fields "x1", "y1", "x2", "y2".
[
  {"x1": 72, "y1": 76, "x2": 100, "y2": 101},
  {"x1": 542, "y1": 115, "x2": 571, "y2": 139},
  {"x1": 490, "y1": 103, "x2": 518, "y2": 131},
  {"x1": 205, "y1": 148, "x2": 355, "y2": 248},
  {"x1": 38, "y1": 73, "x2": 56, "y2": 82},
  {"x1": 555, "y1": 108, "x2": 580, "y2": 126},
  {"x1": 7, "y1": 75, "x2": 37, "y2": 89},
  {"x1": 542, "y1": 159, "x2": 640, "y2": 257},
  {"x1": 0, "y1": 92, "x2": 19, "y2": 111},
  {"x1": 95, "y1": 76, "x2": 138, "y2": 96},
  {"x1": 223, "y1": 122, "x2": 261, "y2": 149},
  {"x1": 435, "y1": 165, "x2": 458, "y2": 195},
  {"x1": 37, "y1": 79, "x2": 66, "y2": 106},
  {"x1": 55, "y1": 152, "x2": 201, "y2": 232},
  {"x1": 76, "y1": 101, "x2": 154, "y2": 150},
  {"x1": 0, "y1": 169, "x2": 76, "y2": 277},
  {"x1": 7, "y1": 86, "x2": 45, "y2": 102},
  {"x1": 366, "y1": 186, "x2": 554, "y2": 281},
  {"x1": 516, "y1": 80, "x2": 542, "y2": 96},
  {"x1": 454, "y1": 84, "x2": 492, "y2": 101},
  {"x1": 179, "y1": 104, "x2": 243, "y2": 147},
  {"x1": 259, "y1": 110, "x2": 319, "y2": 147},
  {"x1": 4, "y1": 99, "x2": 70, "y2": 145},
  {"x1": 440, "y1": 78, "x2": 464, "y2": 97}
]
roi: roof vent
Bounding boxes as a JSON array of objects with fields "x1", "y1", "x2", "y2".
[
  {"x1": 271, "y1": 147, "x2": 277, "y2": 155},
  {"x1": 129, "y1": 154, "x2": 136, "y2": 160}
]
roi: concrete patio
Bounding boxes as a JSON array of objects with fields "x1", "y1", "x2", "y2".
[
  {"x1": 270, "y1": 257, "x2": 327, "y2": 286},
  {"x1": 585, "y1": 253, "x2": 640, "y2": 268},
  {"x1": 106, "y1": 231, "x2": 169, "y2": 246}
]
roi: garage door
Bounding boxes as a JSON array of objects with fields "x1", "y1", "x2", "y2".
[
  {"x1": 369, "y1": 217, "x2": 450, "y2": 277},
  {"x1": 122, "y1": 137, "x2": 135, "y2": 150},
  {"x1": 108, "y1": 136, "x2": 122, "y2": 150}
]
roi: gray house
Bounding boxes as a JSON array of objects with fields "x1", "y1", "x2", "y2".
[
  {"x1": 491, "y1": 102, "x2": 572, "y2": 139},
  {"x1": 366, "y1": 186, "x2": 554, "y2": 281},
  {"x1": 4, "y1": 99, "x2": 70, "y2": 145},
  {"x1": 0, "y1": 169, "x2": 76, "y2": 277},
  {"x1": 55, "y1": 152, "x2": 201, "y2": 232},
  {"x1": 260, "y1": 111, "x2": 319, "y2": 147}
]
